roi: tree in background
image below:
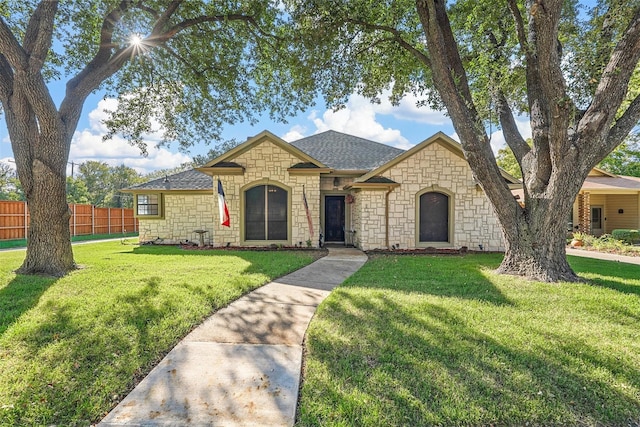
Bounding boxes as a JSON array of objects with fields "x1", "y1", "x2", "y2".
[
  {"x1": 290, "y1": 0, "x2": 640, "y2": 281},
  {"x1": 72, "y1": 161, "x2": 142, "y2": 208},
  {"x1": 77, "y1": 161, "x2": 111, "y2": 207},
  {"x1": 0, "y1": 162, "x2": 13, "y2": 196},
  {"x1": 0, "y1": 1, "x2": 313, "y2": 276},
  {"x1": 107, "y1": 164, "x2": 143, "y2": 208},
  {"x1": 66, "y1": 177, "x2": 91, "y2": 204},
  {"x1": 598, "y1": 133, "x2": 640, "y2": 177},
  {"x1": 191, "y1": 138, "x2": 243, "y2": 166},
  {"x1": 0, "y1": 162, "x2": 23, "y2": 200}
]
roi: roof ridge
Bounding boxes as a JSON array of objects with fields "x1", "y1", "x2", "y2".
[{"x1": 292, "y1": 130, "x2": 405, "y2": 152}]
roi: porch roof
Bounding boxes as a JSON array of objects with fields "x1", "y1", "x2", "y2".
[
  {"x1": 582, "y1": 175, "x2": 640, "y2": 191},
  {"x1": 125, "y1": 169, "x2": 212, "y2": 191}
]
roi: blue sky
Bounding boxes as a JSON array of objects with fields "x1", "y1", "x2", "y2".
[{"x1": 0, "y1": 82, "x2": 531, "y2": 175}]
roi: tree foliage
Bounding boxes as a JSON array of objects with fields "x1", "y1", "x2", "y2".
[
  {"x1": 598, "y1": 133, "x2": 640, "y2": 177},
  {"x1": 0, "y1": 162, "x2": 23, "y2": 200},
  {"x1": 74, "y1": 161, "x2": 142, "y2": 207}
]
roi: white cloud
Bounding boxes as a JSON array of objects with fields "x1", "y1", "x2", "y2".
[
  {"x1": 283, "y1": 89, "x2": 451, "y2": 150},
  {"x1": 487, "y1": 118, "x2": 532, "y2": 153},
  {"x1": 69, "y1": 98, "x2": 191, "y2": 174},
  {"x1": 281, "y1": 124, "x2": 307, "y2": 142},
  {"x1": 372, "y1": 90, "x2": 450, "y2": 125}
]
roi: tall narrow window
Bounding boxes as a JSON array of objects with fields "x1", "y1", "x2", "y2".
[
  {"x1": 245, "y1": 185, "x2": 288, "y2": 241},
  {"x1": 137, "y1": 194, "x2": 159, "y2": 216},
  {"x1": 419, "y1": 192, "x2": 449, "y2": 242}
]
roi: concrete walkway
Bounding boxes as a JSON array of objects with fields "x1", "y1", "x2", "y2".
[
  {"x1": 99, "y1": 246, "x2": 368, "y2": 426},
  {"x1": 566, "y1": 246, "x2": 640, "y2": 265}
]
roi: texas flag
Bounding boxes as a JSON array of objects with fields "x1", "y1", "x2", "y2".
[{"x1": 217, "y1": 179, "x2": 230, "y2": 227}]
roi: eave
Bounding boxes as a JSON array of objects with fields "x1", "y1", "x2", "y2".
[
  {"x1": 196, "y1": 165, "x2": 245, "y2": 176},
  {"x1": 287, "y1": 167, "x2": 333, "y2": 175},
  {"x1": 346, "y1": 182, "x2": 401, "y2": 191}
]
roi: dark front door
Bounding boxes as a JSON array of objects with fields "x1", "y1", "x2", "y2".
[{"x1": 324, "y1": 196, "x2": 345, "y2": 242}]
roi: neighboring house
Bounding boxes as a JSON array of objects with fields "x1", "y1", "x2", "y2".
[
  {"x1": 511, "y1": 168, "x2": 640, "y2": 236},
  {"x1": 125, "y1": 130, "x2": 520, "y2": 251},
  {"x1": 572, "y1": 168, "x2": 640, "y2": 236}
]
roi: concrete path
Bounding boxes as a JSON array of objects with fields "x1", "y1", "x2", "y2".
[
  {"x1": 566, "y1": 246, "x2": 640, "y2": 265},
  {"x1": 99, "y1": 246, "x2": 367, "y2": 427}
]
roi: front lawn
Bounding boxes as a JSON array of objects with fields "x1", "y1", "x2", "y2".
[
  {"x1": 0, "y1": 242, "x2": 319, "y2": 425},
  {"x1": 297, "y1": 254, "x2": 640, "y2": 426}
]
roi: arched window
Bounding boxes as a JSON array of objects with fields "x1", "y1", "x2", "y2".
[
  {"x1": 419, "y1": 191, "x2": 450, "y2": 243},
  {"x1": 244, "y1": 184, "x2": 288, "y2": 241}
]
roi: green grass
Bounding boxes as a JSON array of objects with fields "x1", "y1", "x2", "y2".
[
  {"x1": 297, "y1": 254, "x2": 640, "y2": 426},
  {"x1": 0, "y1": 232, "x2": 139, "y2": 249},
  {"x1": 0, "y1": 242, "x2": 319, "y2": 425}
]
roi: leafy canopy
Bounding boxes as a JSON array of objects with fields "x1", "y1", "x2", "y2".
[{"x1": 1, "y1": 1, "x2": 315, "y2": 152}]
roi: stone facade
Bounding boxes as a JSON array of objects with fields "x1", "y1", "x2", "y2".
[
  {"x1": 352, "y1": 141, "x2": 504, "y2": 251},
  {"x1": 138, "y1": 193, "x2": 215, "y2": 245},
  {"x1": 213, "y1": 140, "x2": 320, "y2": 247},
  {"x1": 138, "y1": 139, "x2": 320, "y2": 247},
  {"x1": 135, "y1": 132, "x2": 507, "y2": 251}
]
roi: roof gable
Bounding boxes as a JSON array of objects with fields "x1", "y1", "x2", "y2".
[
  {"x1": 289, "y1": 130, "x2": 404, "y2": 171},
  {"x1": 356, "y1": 132, "x2": 521, "y2": 186},
  {"x1": 588, "y1": 167, "x2": 617, "y2": 177},
  {"x1": 201, "y1": 130, "x2": 325, "y2": 169}
]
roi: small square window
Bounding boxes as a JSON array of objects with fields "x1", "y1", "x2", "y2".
[{"x1": 137, "y1": 194, "x2": 160, "y2": 216}]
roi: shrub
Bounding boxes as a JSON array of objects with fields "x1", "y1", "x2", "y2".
[{"x1": 611, "y1": 229, "x2": 640, "y2": 244}]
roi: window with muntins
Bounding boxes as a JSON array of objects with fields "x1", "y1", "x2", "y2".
[
  {"x1": 419, "y1": 192, "x2": 449, "y2": 242},
  {"x1": 137, "y1": 194, "x2": 159, "y2": 216},
  {"x1": 245, "y1": 185, "x2": 288, "y2": 241}
]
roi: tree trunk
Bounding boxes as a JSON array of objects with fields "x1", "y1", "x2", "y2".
[
  {"x1": 16, "y1": 161, "x2": 75, "y2": 277},
  {"x1": 497, "y1": 217, "x2": 578, "y2": 282},
  {"x1": 493, "y1": 178, "x2": 581, "y2": 282}
]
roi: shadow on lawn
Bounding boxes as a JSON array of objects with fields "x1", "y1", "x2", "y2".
[
  {"x1": 345, "y1": 254, "x2": 513, "y2": 306},
  {"x1": 301, "y1": 291, "x2": 640, "y2": 426},
  {"x1": 570, "y1": 256, "x2": 640, "y2": 296},
  {"x1": 1, "y1": 274, "x2": 196, "y2": 425},
  {"x1": 0, "y1": 274, "x2": 57, "y2": 336}
]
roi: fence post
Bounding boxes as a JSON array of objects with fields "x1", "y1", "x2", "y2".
[
  {"x1": 24, "y1": 201, "x2": 28, "y2": 239},
  {"x1": 72, "y1": 204, "x2": 76, "y2": 236},
  {"x1": 92, "y1": 205, "x2": 95, "y2": 235},
  {"x1": 108, "y1": 208, "x2": 111, "y2": 235},
  {"x1": 121, "y1": 208, "x2": 125, "y2": 233}
]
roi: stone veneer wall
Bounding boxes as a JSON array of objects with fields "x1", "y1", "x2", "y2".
[
  {"x1": 354, "y1": 142, "x2": 504, "y2": 251},
  {"x1": 212, "y1": 140, "x2": 320, "y2": 247},
  {"x1": 138, "y1": 193, "x2": 215, "y2": 244}
]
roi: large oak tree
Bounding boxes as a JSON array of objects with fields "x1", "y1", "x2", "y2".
[
  {"x1": 0, "y1": 1, "x2": 312, "y2": 276},
  {"x1": 289, "y1": 0, "x2": 640, "y2": 281}
]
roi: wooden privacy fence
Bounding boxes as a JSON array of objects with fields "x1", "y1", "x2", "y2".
[{"x1": 0, "y1": 200, "x2": 138, "y2": 241}]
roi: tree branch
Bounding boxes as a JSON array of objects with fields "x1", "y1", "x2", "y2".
[
  {"x1": 61, "y1": 1, "x2": 133, "y2": 131},
  {"x1": 415, "y1": 0, "x2": 519, "y2": 224},
  {"x1": 577, "y1": 7, "x2": 640, "y2": 155},
  {"x1": 0, "y1": 17, "x2": 28, "y2": 69},
  {"x1": 495, "y1": 91, "x2": 530, "y2": 161},
  {"x1": 23, "y1": 0, "x2": 58, "y2": 71},
  {"x1": 603, "y1": 93, "x2": 640, "y2": 159},
  {"x1": 506, "y1": 0, "x2": 528, "y2": 54},
  {"x1": 147, "y1": 13, "x2": 272, "y2": 44},
  {"x1": 0, "y1": 54, "x2": 13, "y2": 103},
  {"x1": 345, "y1": 18, "x2": 431, "y2": 67},
  {"x1": 150, "y1": 0, "x2": 180, "y2": 34}
]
